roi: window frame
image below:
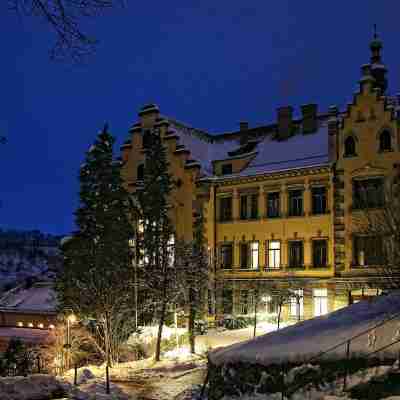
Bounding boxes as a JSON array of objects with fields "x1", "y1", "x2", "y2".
[
  {"x1": 288, "y1": 240, "x2": 304, "y2": 268},
  {"x1": 219, "y1": 196, "x2": 233, "y2": 222},
  {"x1": 288, "y1": 189, "x2": 304, "y2": 217},
  {"x1": 221, "y1": 163, "x2": 233, "y2": 175},
  {"x1": 266, "y1": 240, "x2": 281, "y2": 270},
  {"x1": 266, "y1": 191, "x2": 281, "y2": 218},
  {"x1": 312, "y1": 239, "x2": 328, "y2": 268},
  {"x1": 352, "y1": 235, "x2": 384, "y2": 267},
  {"x1": 220, "y1": 243, "x2": 234, "y2": 269},
  {"x1": 379, "y1": 130, "x2": 392, "y2": 152},
  {"x1": 313, "y1": 288, "x2": 328, "y2": 317},
  {"x1": 344, "y1": 136, "x2": 357, "y2": 157},
  {"x1": 290, "y1": 289, "x2": 304, "y2": 318},
  {"x1": 352, "y1": 178, "x2": 385, "y2": 210},
  {"x1": 311, "y1": 186, "x2": 327, "y2": 215}
]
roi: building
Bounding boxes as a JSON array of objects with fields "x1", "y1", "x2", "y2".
[
  {"x1": 0, "y1": 281, "x2": 57, "y2": 349},
  {"x1": 121, "y1": 34, "x2": 400, "y2": 323}
]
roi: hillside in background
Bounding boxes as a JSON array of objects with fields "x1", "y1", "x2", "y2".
[{"x1": 0, "y1": 229, "x2": 63, "y2": 293}]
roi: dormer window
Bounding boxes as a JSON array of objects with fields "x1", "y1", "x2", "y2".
[
  {"x1": 344, "y1": 136, "x2": 356, "y2": 157},
  {"x1": 379, "y1": 130, "x2": 392, "y2": 152},
  {"x1": 221, "y1": 164, "x2": 233, "y2": 175}
]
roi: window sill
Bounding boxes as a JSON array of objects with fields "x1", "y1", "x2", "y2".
[
  {"x1": 343, "y1": 154, "x2": 357, "y2": 158},
  {"x1": 265, "y1": 215, "x2": 281, "y2": 219},
  {"x1": 351, "y1": 264, "x2": 382, "y2": 269},
  {"x1": 287, "y1": 266, "x2": 306, "y2": 270},
  {"x1": 238, "y1": 268, "x2": 260, "y2": 272},
  {"x1": 287, "y1": 213, "x2": 306, "y2": 218},
  {"x1": 264, "y1": 267, "x2": 282, "y2": 272}
]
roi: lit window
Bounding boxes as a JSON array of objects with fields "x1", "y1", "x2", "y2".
[
  {"x1": 250, "y1": 242, "x2": 259, "y2": 269},
  {"x1": 17, "y1": 322, "x2": 23, "y2": 327},
  {"x1": 313, "y1": 288, "x2": 328, "y2": 317},
  {"x1": 267, "y1": 240, "x2": 281, "y2": 269},
  {"x1": 290, "y1": 289, "x2": 304, "y2": 318}
]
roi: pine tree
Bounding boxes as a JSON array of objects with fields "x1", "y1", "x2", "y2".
[
  {"x1": 136, "y1": 128, "x2": 177, "y2": 362},
  {"x1": 56, "y1": 124, "x2": 135, "y2": 391},
  {"x1": 176, "y1": 210, "x2": 209, "y2": 354}
]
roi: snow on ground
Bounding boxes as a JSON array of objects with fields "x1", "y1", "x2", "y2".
[
  {"x1": 210, "y1": 293, "x2": 400, "y2": 367},
  {"x1": 197, "y1": 321, "x2": 292, "y2": 352}
]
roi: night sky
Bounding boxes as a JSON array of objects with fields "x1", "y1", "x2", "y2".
[{"x1": 1, "y1": 2, "x2": 399, "y2": 236}]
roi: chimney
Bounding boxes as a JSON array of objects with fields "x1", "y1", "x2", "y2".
[
  {"x1": 277, "y1": 106, "x2": 293, "y2": 140},
  {"x1": 301, "y1": 104, "x2": 318, "y2": 134},
  {"x1": 239, "y1": 121, "x2": 249, "y2": 131}
]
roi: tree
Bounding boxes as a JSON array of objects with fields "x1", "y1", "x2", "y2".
[
  {"x1": 176, "y1": 211, "x2": 209, "y2": 354},
  {"x1": 56, "y1": 124, "x2": 135, "y2": 393},
  {"x1": 136, "y1": 128, "x2": 177, "y2": 362},
  {"x1": 354, "y1": 172, "x2": 400, "y2": 289},
  {"x1": 7, "y1": 0, "x2": 124, "y2": 61}
]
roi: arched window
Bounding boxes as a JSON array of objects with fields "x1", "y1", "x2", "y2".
[
  {"x1": 379, "y1": 130, "x2": 392, "y2": 152},
  {"x1": 344, "y1": 136, "x2": 356, "y2": 157},
  {"x1": 137, "y1": 164, "x2": 144, "y2": 181}
]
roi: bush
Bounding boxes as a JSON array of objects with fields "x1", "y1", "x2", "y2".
[
  {"x1": 0, "y1": 338, "x2": 34, "y2": 376},
  {"x1": 220, "y1": 315, "x2": 249, "y2": 330},
  {"x1": 194, "y1": 320, "x2": 208, "y2": 335}
]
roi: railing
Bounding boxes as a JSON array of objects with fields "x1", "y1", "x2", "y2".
[{"x1": 284, "y1": 308, "x2": 400, "y2": 398}]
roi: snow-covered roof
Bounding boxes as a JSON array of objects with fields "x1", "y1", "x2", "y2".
[
  {"x1": 235, "y1": 124, "x2": 330, "y2": 177},
  {"x1": 0, "y1": 282, "x2": 57, "y2": 313},
  {"x1": 209, "y1": 292, "x2": 400, "y2": 367},
  {"x1": 166, "y1": 117, "x2": 330, "y2": 178},
  {"x1": 167, "y1": 119, "x2": 239, "y2": 176}
]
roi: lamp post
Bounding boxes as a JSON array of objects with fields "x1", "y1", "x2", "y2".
[{"x1": 65, "y1": 313, "x2": 76, "y2": 370}]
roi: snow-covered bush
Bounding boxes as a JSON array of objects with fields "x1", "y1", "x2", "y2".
[
  {"x1": 194, "y1": 319, "x2": 208, "y2": 335},
  {"x1": 219, "y1": 315, "x2": 249, "y2": 330}
]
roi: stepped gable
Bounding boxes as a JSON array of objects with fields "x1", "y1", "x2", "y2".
[{"x1": 166, "y1": 118, "x2": 240, "y2": 176}]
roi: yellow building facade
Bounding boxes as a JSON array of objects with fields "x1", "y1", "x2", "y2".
[{"x1": 121, "y1": 35, "x2": 400, "y2": 323}]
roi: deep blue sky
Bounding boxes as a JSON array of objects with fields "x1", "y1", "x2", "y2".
[{"x1": 1, "y1": 2, "x2": 399, "y2": 235}]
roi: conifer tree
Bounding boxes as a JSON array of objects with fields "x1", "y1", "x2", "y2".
[
  {"x1": 186, "y1": 210, "x2": 209, "y2": 354},
  {"x1": 56, "y1": 124, "x2": 135, "y2": 391},
  {"x1": 136, "y1": 128, "x2": 176, "y2": 362}
]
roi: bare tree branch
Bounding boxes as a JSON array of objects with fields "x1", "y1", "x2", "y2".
[{"x1": 7, "y1": 0, "x2": 125, "y2": 61}]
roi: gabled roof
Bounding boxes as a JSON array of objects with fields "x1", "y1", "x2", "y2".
[
  {"x1": 234, "y1": 124, "x2": 330, "y2": 178},
  {"x1": 166, "y1": 115, "x2": 330, "y2": 180}
]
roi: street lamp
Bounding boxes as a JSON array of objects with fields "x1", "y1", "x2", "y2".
[{"x1": 65, "y1": 312, "x2": 77, "y2": 370}]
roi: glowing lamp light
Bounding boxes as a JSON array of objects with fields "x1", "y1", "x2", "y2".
[
  {"x1": 28, "y1": 322, "x2": 33, "y2": 328},
  {"x1": 67, "y1": 314, "x2": 77, "y2": 324},
  {"x1": 49, "y1": 324, "x2": 55, "y2": 330},
  {"x1": 17, "y1": 322, "x2": 23, "y2": 327},
  {"x1": 38, "y1": 323, "x2": 44, "y2": 329}
]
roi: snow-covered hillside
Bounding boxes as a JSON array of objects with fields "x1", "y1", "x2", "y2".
[{"x1": 0, "y1": 229, "x2": 62, "y2": 292}]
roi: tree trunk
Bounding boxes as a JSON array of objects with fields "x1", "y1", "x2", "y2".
[
  {"x1": 277, "y1": 303, "x2": 282, "y2": 330},
  {"x1": 155, "y1": 299, "x2": 167, "y2": 362},
  {"x1": 188, "y1": 295, "x2": 196, "y2": 354},
  {"x1": 253, "y1": 299, "x2": 257, "y2": 338}
]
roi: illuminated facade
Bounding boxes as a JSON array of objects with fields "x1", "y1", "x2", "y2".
[{"x1": 121, "y1": 35, "x2": 400, "y2": 322}]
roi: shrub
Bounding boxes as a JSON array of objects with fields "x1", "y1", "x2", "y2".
[{"x1": 220, "y1": 315, "x2": 249, "y2": 330}]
